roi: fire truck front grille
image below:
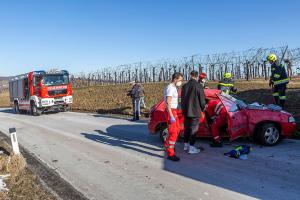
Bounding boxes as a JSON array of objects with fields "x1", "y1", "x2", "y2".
[{"x1": 48, "y1": 89, "x2": 67, "y2": 96}]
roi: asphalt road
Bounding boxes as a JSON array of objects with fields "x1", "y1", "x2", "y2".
[{"x1": 0, "y1": 109, "x2": 299, "y2": 200}]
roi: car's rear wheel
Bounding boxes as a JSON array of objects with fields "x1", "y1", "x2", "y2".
[{"x1": 257, "y1": 123, "x2": 281, "y2": 146}]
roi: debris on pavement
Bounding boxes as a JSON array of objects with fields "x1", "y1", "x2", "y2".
[{"x1": 224, "y1": 145, "x2": 252, "y2": 159}]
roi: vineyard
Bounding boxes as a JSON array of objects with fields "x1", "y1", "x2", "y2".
[{"x1": 71, "y1": 46, "x2": 300, "y2": 87}]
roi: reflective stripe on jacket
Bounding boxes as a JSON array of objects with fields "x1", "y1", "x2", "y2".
[
  {"x1": 218, "y1": 78, "x2": 237, "y2": 94},
  {"x1": 270, "y1": 64, "x2": 289, "y2": 86},
  {"x1": 206, "y1": 100, "x2": 226, "y2": 120}
]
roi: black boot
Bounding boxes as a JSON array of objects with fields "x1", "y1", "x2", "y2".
[
  {"x1": 210, "y1": 141, "x2": 223, "y2": 148},
  {"x1": 167, "y1": 155, "x2": 180, "y2": 162}
]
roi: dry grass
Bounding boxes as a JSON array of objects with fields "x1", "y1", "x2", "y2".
[
  {"x1": 5, "y1": 169, "x2": 55, "y2": 200},
  {"x1": 0, "y1": 155, "x2": 9, "y2": 172},
  {"x1": 0, "y1": 91, "x2": 10, "y2": 108},
  {"x1": 72, "y1": 82, "x2": 169, "y2": 115},
  {"x1": 0, "y1": 144, "x2": 55, "y2": 200},
  {"x1": 7, "y1": 154, "x2": 27, "y2": 180},
  {"x1": 0, "y1": 153, "x2": 26, "y2": 181}
]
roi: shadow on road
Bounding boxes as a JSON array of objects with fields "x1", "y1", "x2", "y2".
[
  {"x1": 92, "y1": 114, "x2": 130, "y2": 120},
  {"x1": 163, "y1": 139, "x2": 300, "y2": 200},
  {"x1": 94, "y1": 106, "x2": 132, "y2": 116},
  {"x1": 80, "y1": 120, "x2": 300, "y2": 200},
  {"x1": 81, "y1": 123, "x2": 164, "y2": 159},
  {"x1": 0, "y1": 108, "x2": 32, "y2": 115},
  {"x1": 79, "y1": 119, "x2": 300, "y2": 199},
  {"x1": 0, "y1": 108, "x2": 70, "y2": 116},
  {"x1": 92, "y1": 113, "x2": 148, "y2": 124},
  {"x1": 0, "y1": 108, "x2": 14, "y2": 114}
]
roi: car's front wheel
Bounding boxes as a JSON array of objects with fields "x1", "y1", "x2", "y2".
[
  {"x1": 257, "y1": 123, "x2": 281, "y2": 146},
  {"x1": 62, "y1": 105, "x2": 71, "y2": 112},
  {"x1": 30, "y1": 102, "x2": 41, "y2": 116}
]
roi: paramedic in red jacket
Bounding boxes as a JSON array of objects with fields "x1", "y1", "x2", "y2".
[
  {"x1": 206, "y1": 99, "x2": 227, "y2": 147},
  {"x1": 163, "y1": 72, "x2": 184, "y2": 161}
]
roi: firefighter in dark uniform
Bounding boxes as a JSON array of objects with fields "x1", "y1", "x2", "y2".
[
  {"x1": 267, "y1": 54, "x2": 289, "y2": 108},
  {"x1": 217, "y1": 73, "x2": 237, "y2": 95}
]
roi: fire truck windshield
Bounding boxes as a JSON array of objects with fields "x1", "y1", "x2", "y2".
[{"x1": 42, "y1": 74, "x2": 69, "y2": 86}]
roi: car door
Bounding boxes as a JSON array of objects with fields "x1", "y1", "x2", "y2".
[
  {"x1": 218, "y1": 95, "x2": 248, "y2": 140},
  {"x1": 178, "y1": 91, "x2": 209, "y2": 136},
  {"x1": 197, "y1": 111, "x2": 210, "y2": 136},
  {"x1": 179, "y1": 90, "x2": 210, "y2": 136},
  {"x1": 19, "y1": 78, "x2": 31, "y2": 111},
  {"x1": 33, "y1": 75, "x2": 42, "y2": 96}
]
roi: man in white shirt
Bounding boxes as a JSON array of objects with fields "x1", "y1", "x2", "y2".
[{"x1": 164, "y1": 72, "x2": 183, "y2": 162}]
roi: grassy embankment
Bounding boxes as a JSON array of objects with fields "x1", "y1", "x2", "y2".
[{"x1": 0, "y1": 141, "x2": 55, "y2": 200}]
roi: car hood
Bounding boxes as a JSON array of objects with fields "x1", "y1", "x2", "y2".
[
  {"x1": 242, "y1": 102, "x2": 294, "y2": 117},
  {"x1": 218, "y1": 94, "x2": 293, "y2": 117},
  {"x1": 247, "y1": 102, "x2": 281, "y2": 111}
]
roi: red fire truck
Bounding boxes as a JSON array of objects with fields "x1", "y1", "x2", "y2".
[{"x1": 9, "y1": 70, "x2": 73, "y2": 115}]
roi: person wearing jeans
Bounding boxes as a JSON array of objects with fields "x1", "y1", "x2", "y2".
[
  {"x1": 132, "y1": 97, "x2": 141, "y2": 121},
  {"x1": 128, "y1": 82, "x2": 142, "y2": 121},
  {"x1": 181, "y1": 70, "x2": 206, "y2": 154},
  {"x1": 183, "y1": 117, "x2": 200, "y2": 151}
]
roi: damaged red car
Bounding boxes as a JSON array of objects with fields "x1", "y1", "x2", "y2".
[{"x1": 148, "y1": 89, "x2": 296, "y2": 146}]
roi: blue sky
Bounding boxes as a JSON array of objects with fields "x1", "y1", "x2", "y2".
[{"x1": 0, "y1": 0, "x2": 299, "y2": 76}]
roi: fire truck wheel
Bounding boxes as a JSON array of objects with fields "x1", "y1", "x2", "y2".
[
  {"x1": 30, "y1": 102, "x2": 41, "y2": 116},
  {"x1": 257, "y1": 123, "x2": 281, "y2": 146},
  {"x1": 13, "y1": 102, "x2": 20, "y2": 114},
  {"x1": 62, "y1": 105, "x2": 71, "y2": 112}
]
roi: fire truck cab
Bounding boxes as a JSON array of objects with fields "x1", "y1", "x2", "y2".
[{"x1": 9, "y1": 70, "x2": 73, "y2": 115}]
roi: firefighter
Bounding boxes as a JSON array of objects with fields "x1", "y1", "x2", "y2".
[
  {"x1": 163, "y1": 72, "x2": 184, "y2": 161},
  {"x1": 267, "y1": 54, "x2": 289, "y2": 108},
  {"x1": 217, "y1": 73, "x2": 237, "y2": 95},
  {"x1": 205, "y1": 99, "x2": 227, "y2": 147},
  {"x1": 198, "y1": 73, "x2": 209, "y2": 89}
]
